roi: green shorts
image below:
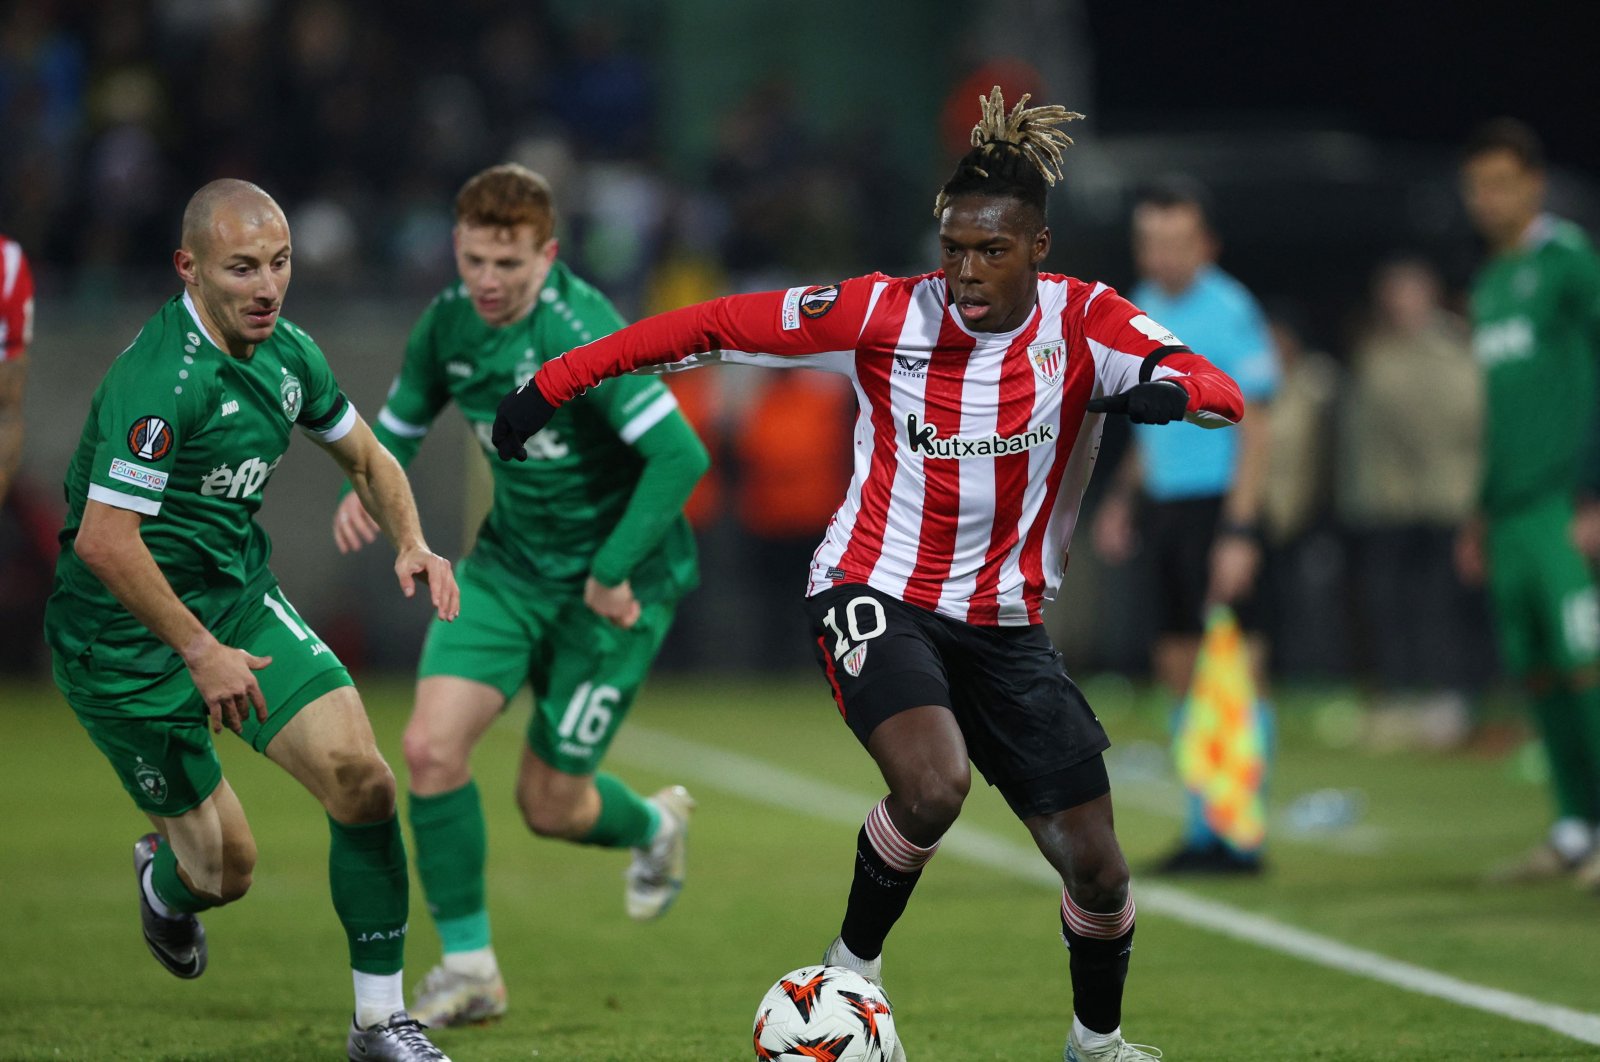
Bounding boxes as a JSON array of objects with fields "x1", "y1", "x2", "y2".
[
  {"x1": 1487, "y1": 495, "x2": 1600, "y2": 677},
  {"x1": 418, "y1": 556, "x2": 675, "y2": 775},
  {"x1": 52, "y1": 580, "x2": 353, "y2": 816}
]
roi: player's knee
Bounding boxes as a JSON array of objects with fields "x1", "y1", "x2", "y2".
[
  {"x1": 1065, "y1": 848, "x2": 1130, "y2": 910},
  {"x1": 896, "y1": 767, "x2": 970, "y2": 834},
  {"x1": 402, "y1": 725, "x2": 467, "y2": 791},
  {"x1": 327, "y1": 751, "x2": 398, "y2": 823}
]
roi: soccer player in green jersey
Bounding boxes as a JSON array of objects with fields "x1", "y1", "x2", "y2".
[
  {"x1": 331, "y1": 164, "x2": 709, "y2": 1026},
  {"x1": 1459, "y1": 120, "x2": 1600, "y2": 886},
  {"x1": 44, "y1": 180, "x2": 459, "y2": 1062}
]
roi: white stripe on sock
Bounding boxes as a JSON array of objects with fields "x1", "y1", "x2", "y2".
[{"x1": 864, "y1": 798, "x2": 938, "y2": 873}]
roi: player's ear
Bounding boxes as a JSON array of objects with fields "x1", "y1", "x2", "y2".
[
  {"x1": 542, "y1": 238, "x2": 559, "y2": 264},
  {"x1": 1033, "y1": 226, "x2": 1051, "y2": 266},
  {"x1": 173, "y1": 248, "x2": 197, "y2": 286}
]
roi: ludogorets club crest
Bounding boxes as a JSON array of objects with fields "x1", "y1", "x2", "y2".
[
  {"x1": 134, "y1": 757, "x2": 168, "y2": 805},
  {"x1": 279, "y1": 369, "x2": 303, "y2": 420}
]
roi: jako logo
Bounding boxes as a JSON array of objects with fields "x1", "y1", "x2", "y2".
[
  {"x1": 201, "y1": 455, "x2": 283, "y2": 498},
  {"x1": 906, "y1": 412, "x2": 1055, "y2": 459}
]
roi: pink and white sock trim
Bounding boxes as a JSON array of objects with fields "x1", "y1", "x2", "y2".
[
  {"x1": 1061, "y1": 889, "x2": 1136, "y2": 940},
  {"x1": 864, "y1": 798, "x2": 939, "y2": 873}
]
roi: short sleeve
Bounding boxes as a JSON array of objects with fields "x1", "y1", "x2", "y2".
[
  {"x1": 1563, "y1": 240, "x2": 1600, "y2": 352},
  {"x1": 1226, "y1": 297, "x2": 1279, "y2": 402},
  {"x1": 286, "y1": 324, "x2": 357, "y2": 443},
  {"x1": 87, "y1": 364, "x2": 189, "y2": 516}
]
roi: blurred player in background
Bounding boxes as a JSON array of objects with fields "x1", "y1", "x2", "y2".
[
  {"x1": 43, "y1": 180, "x2": 458, "y2": 1061},
  {"x1": 0, "y1": 232, "x2": 34, "y2": 506},
  {"x1": 494, "y1": 88, "x2": 1246, "y2": 1062},
  {"x1": 332, "y1": 163, "x2": 709, "y2": 1027},
  {"x1": 1092, "y1": 177, "x2": 1278, "y2": 875},
  {"x1": 1458, "y1": 120, "x2": 1600, "y2": 885}
]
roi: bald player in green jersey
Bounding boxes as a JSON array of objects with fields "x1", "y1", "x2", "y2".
[
  {"x1": 332, "y1": 164, "x2": 709, "y2": 1027},
  {"x1": 1459, "y1": 120, "x2": 1600, "y2": 887},
  {"x1": 44, "y1": 180, "x2": 458, "y2": 1061}
]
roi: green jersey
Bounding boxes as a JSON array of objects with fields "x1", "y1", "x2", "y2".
[
  {"x1": 1472, "y1": 215, "x2": 1600, "y2": 516},
  {"x1": 46, "y1": 292, "x2": 354, "y2": 674},
  {"x1": 374, "y1": 261, "x2": 698, "y2": 601}
]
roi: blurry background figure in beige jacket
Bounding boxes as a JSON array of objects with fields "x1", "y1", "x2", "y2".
[{"x1": 1339, "y1": 258, "x2": 1487, "y2": 751}]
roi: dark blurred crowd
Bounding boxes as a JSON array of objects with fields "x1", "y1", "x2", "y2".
[
  {"x1": 0, "y1": 0, "x2": 915, "y2": 308},
  {"x1": 0, "y1": 2, "x2": 1564, "y2": 742}
]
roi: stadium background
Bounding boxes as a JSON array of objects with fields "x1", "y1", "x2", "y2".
[
  {"x1": 8, "y1": 4, "x2": 1600, "y2": 1060},
  {"x1": 3, "y1": 0, "x2": 1598, "y2": 681}
]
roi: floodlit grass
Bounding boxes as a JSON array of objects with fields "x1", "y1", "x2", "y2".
[{"x1": 4, "y1": 675, "x2": 1598, "y2": 1060}]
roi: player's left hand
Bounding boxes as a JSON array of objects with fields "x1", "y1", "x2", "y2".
[
  {"x1": 395, "y1": 546, "x2": 460, "y2": 622},
  {"x1": 332, "y1": 491, "x2": 382, "y2": 554},
  {"x1": 1206, "y1": 533, "x2": 1261, "y2": 607},
  {"x1": 585, "y1": 575, "x2": 642, "y2": 630},
  {"x1": 493, "y1": 380, "x2": 559, "y2": 461},
  {"x1": 1087, "y1": 381, "x2": 1188, "y2": 424}
]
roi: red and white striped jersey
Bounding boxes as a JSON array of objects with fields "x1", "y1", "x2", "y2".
[
  {"x1": 0, "y1": 235, "x2": 34, "y2": 363},
  {"x1": 537, "y1": 271, "x2": 1243, "y2": 626}
]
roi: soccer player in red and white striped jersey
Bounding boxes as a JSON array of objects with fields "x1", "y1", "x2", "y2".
[
  {"x1": 0, "y1": 233, "x2": 34, "y2": 507},
  {"x1": 495, "y1": 89, "x2": 1243, "y2": 1062}
]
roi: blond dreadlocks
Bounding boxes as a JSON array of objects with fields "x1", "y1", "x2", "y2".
[{"x1": 933, "y1": 85, "x2": 1084, "y2": 219}]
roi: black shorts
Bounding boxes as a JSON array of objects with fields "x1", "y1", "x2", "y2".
[
  {"x1": 804, "y1": 584, "x2": 1111, "y2": 818},
  {"x1": 1146, "y1": 495, "x2": 1261, "y2": 636}
]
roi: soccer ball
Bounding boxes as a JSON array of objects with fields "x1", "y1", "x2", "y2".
[{"x1": 752, "y1": 964, "x2": 899, "y2": 1061}]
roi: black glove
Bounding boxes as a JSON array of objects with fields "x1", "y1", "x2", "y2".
[
  {"x1": 492, "y1": 381, "x2": 558, "y2": 461},
  {"x1": 1086, "y1": 381, "x2": 1188, "y2": 425}
]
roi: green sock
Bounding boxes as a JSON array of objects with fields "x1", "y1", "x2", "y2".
[
  {"x1": 1531, "y1": 688, "x2": 1600, "y2": 822},
  {"x1": 579, "y1": 773, "x2": 661, "y2": 849},
  {"x1": 328, "y1": 814, "x2": 409, "y2": 975},
  {"x1": 409, "y1": 781, "x2": 491, "y2": 953},
  {"x1": 1565, "y1": 684, "x2": 1600, "y2": 820},
  {"x1": 150, "y1": 839, "x2": 214, "y2": 914}
]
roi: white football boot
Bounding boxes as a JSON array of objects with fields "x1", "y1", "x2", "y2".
[
  {"x1": 409, "y1": 963, "x2": 507, "y2": 1027},
  {"x1": 625, "y1": 786, "x2": 695, "y2": 920},
  {"x1": 1065, "y1": 1026, "x2": 1163, "y2": 1061}
]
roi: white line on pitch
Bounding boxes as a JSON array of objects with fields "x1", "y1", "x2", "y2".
[{"x1": 612, "y1": 725, "x2": 1600, "y2": 1048}]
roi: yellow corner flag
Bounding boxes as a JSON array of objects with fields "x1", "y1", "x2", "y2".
[{"x1": 1173, "y1": 605, "x2": 1266, "y2": 851}]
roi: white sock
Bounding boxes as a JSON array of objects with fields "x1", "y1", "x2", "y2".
[
  {"x1": 829, "y1": 936, "x2": 880, "y2": 975},
  {"x1": 442, "y1": 945, "x2": 499, "y2": 981},
  {"x1": 353, "y1": 970, "x2": 405, "y2": 1029},
  {"x1": 141, "y1": 862, "x2": 178, "y2": 920},
  {"x1": 1551, "y1": 818, "x2": 1593, "y2": 862},
  {"x1": 1073, "y1": 1016, "x2": 1119, "y2": 1052}
]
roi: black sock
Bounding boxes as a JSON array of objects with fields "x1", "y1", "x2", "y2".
[
  {"x1": 839, "y1": 826, "x2": 922, "y2": 960},
  {"x1": 1062, "y1": 909, "x2": 1135, "y2": 1034}
]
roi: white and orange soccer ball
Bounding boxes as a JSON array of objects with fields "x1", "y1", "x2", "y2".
[{"x1": 752, "y1": 964, "x2": 899, "y2": 1062}]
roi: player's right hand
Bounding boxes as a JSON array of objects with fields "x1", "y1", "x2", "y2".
[
  {"x1": 184, "y1": 640, "x2": 273, "y2": 735},
  {"x1": 332, "y1": 492, "x2": 382, "y2": 554},
  {"x1": 492, "y1": 379, "x2": 559, "y2": 461}
]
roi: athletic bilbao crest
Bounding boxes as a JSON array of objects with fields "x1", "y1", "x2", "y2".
[
  {"x1": 842, "y1": 642, "x2": 868, "y2": 677},
  {"x1": 127, "y1": 415, "x2": 174, "y2": 461},
  {"x1": 1028, "y1": 340, "x2": 1066, "y2": 386}
]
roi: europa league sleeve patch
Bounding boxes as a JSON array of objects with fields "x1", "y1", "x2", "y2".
[
  {"x1": 799, "y1": 284, "x2": 840, "y2": 319},
  {"x1": 127, "y1": 415, "x2": 175, "y2": 461}
]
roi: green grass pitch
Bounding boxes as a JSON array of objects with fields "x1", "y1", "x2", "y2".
[{"x1": 3, "y1": 675, "x2": 1599, "y2": 1060}]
